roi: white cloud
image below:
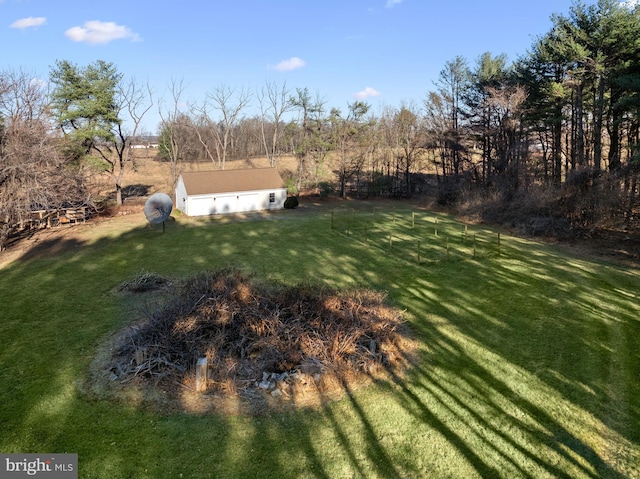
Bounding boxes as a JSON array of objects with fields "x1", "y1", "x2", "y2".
[
  {"x1": 620, "y1": 0, "x2": 640, "y2": 8},
  {"x1": 28, "y1": 78, "x2": 48, "y2": 95},
  {"x1": 29, "y1": 78, "x2": 48, "y2": 90},
  {"x1": 10, "y1": 17, "x2": 47, "y2": 29},
  {"x1": 65, "y1": 20, "x2": 140, "y2": 45},
  {"x1": 268, "y1": 57, "x2": 306, "y2": 72},
  {"x1": 354, "y1": 87, "x2": 381, "y2": 99},
  {"x1": 385, "y1": 0, "x2": 403, "y2": 8}
]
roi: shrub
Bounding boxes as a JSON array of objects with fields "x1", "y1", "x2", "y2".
[
  {"x1": 284, "y1": 177, "x2": 298, "y2": 196},
  {"x1": 318, "y1": 181, "x2": 333, "y2": 198},
  {"x1": 284, "y1": 196, "x2": 299, "y2": 209}
]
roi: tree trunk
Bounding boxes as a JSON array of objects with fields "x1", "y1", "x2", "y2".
[
  {"x1": 625, "y1": 170, "x2": 638, "y2": 226},
  {"x1": 575, "y1": 81, "x2": 585, "y2": 168},
  {"x1": 593, "y1": 74, "x2": 605, "y2": 170},
  {"x1": 116, "y1": 184, "x2": 123, "y2": 206},
  {"x1": 553, "y1": 112, "x2": 563, "y2": 184}
]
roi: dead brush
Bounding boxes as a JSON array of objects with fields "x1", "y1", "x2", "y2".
[
  {"x1": 117, "y1": 270, "x2": 170, "y2": 293},
  {"x1": 110, "y1": 268, "x2": 413, "y2": 402}
]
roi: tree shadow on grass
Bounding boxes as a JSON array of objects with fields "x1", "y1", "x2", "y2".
[
  {"x1": 21, "y1": 237, "x2": 85, "y2": 261},
  {"x1": 380, "y1": 340, "x2": 626, "y2": 478},
  {"x1": 1, "y1": 205, "x2": 638, "y2": 477}
]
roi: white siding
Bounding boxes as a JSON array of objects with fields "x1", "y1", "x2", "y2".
[
  {"x1": 270, "y1": 190, "x2": 287, "y2": 210},
  {"x1": 213, "y1": 194, "x2": 236, "y2": 214},
  {"x1": 175, "y1": 177, "x2": 187, "y2": 213},
  {"x1": 188, "y1": 196, "x2": 214, "y2": 216},
  {"x1": 175, "y1": 174, "x2": 287, "y2": 217},
  {"x1": 237, "y1": 193, "x2": 259, "y2": 213}
]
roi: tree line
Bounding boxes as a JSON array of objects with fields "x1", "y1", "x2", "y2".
[
  {"x1": 159, "y1": 1, "x2": 640, "y2": 205},
  {"x1": 1, "y1": 0, "x2": 638, "y2": 249}
]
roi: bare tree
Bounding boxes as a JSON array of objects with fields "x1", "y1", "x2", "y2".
[
  {"x1": 289, "y1": 88, "x2": 328, "y2": 191},
  {"x1": 257, "y1": 80, "x2": 292, "y2": 167},
  {"x1": 92, "y1": 77, "x2": 154, "y2": 205},
  {"x1": 392, "y1": 103, "x2": 425, "y2": 197},
  {"x1": 158, "y1": 79, "x2": 190, "y2": 187},
  {"x1": 424, "y1": 58, "x2": 473, "y2": 202},
  {"x1": 199, "y1": 85, "x2": 251, "y2": 169},
  {"x1": 330, "y1": 101, "x2": 371, "y2": 197},
  {"x1": 233, "y1": 116, "x2": 263, "y2": 159},
  {"x1": 0, "y1": 70, "x2": 90, "y2": 248},
  {"x1": 481, "y1": 84, "x2": 527, "y2": 187},
  {"x1": 189, "y1": 108, "x2": 218, "y2": 165},
  {"x1": 424, "y1": 91, "x2": 451, "y2": 178}
]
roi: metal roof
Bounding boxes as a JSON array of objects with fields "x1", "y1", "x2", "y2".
[{"x1": 180, "y1": 168, "x2": 286, "y2": 196}]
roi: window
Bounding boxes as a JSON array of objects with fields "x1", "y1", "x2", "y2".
[{"x1": 269, "y1": 193, "x2": 275, "y2": 203}]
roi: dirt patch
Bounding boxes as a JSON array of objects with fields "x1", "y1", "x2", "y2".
[{"x1": 84, "y1": 269, "x2": 418, "y2": 415}]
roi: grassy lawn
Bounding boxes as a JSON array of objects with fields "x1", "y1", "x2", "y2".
[{"x1": 1, "y1": 200, "x2": 638, "y2": 478}]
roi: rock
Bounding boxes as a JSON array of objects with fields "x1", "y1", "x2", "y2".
[
  {"x1": 258, "y1": 380, "x2": 272, "y2": 390},
  {"x1": 272, "y1": 372, "x2": 288, "y2": 382},
  {"x1": 271, "y1": 388, "x2": 282, "y2": 397}
]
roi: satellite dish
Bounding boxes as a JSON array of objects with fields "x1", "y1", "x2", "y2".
[{"x1": 144, "y1": 193, "x2": 173, "y2": 232}]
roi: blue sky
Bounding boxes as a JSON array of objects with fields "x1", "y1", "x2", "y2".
[{"x1": 2, "y1": 0, "x2": 600, "y2": 132}]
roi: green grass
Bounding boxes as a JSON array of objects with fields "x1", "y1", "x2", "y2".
[{"x1": 1, "y1": 201, "x2": 639, "y2": 478}]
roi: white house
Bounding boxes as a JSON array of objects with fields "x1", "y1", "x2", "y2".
[{"x1": 175, "y1": 168, "x2": 288, "y2": 217}]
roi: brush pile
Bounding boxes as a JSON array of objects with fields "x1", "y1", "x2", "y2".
[
  {"x1": 117, "y1": 270, "x2": 171, "y2": 293},
  {"x1": 110, "y1": 268, "x2": 412, "y2": 403}
]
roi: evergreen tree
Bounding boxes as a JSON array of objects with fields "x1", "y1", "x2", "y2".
[{"x1": 50, "y1": 60, "x2": 122, "y2": 160}]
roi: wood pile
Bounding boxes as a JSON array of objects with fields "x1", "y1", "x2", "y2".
[{"x1": 110, "y1": 268, "x2": 412, "y2": 400}]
